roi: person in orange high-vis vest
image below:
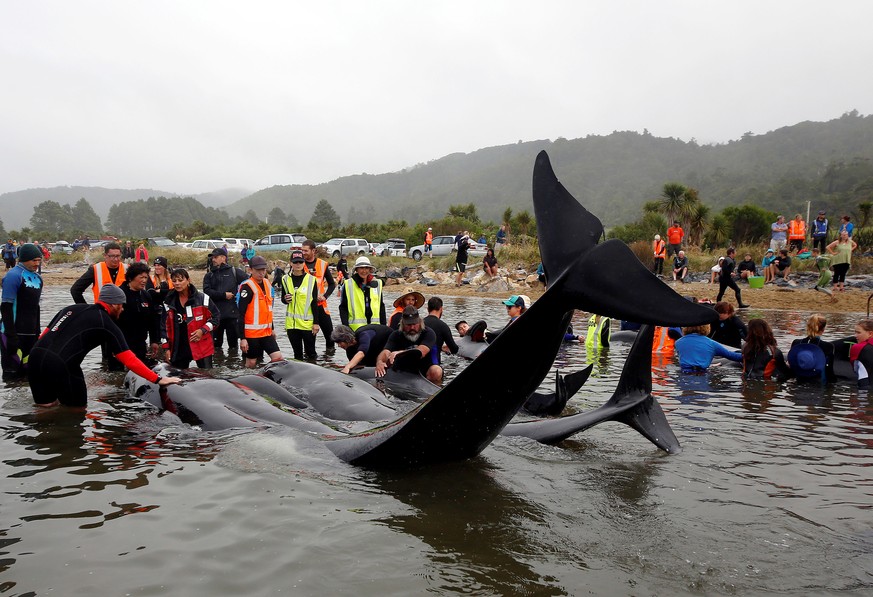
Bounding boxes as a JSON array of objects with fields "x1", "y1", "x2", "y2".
[
  {"x1": 301, "y1": 240, "x2": 337, "y2": 351},
  {"x1": 788, "y1": 214, "x2": 806, "y2": 253},
  {"x1": 424, "y1": 228, "x2": 433, "y2": 256},
  {"x1": 236, "y1": 256, "x2": 283, "y2": 368},
  {"x1": 69, "y1": 242, "x2": 127, "y2": 365},
  {"x1": 652, "y1": 234, "x2": 666, "y2": 276}
]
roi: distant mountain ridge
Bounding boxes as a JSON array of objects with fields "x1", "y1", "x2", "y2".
[
  {"x1": 223, "y1": 112, "x2": 873, "y2": 227},
  {"x1": 0, "y1": 186, "x2": 249, "y2": 231},
  {"x1": 5, "y1": 113, "x2": 873, "y2": 232}
]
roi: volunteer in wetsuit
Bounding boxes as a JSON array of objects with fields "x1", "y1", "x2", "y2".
[
  {"x1": 1, "y1": 243, "x2": 44, "y2": 380},
  {"x1": 27, "y1": 284, "x2": 180, "y2": 407}
]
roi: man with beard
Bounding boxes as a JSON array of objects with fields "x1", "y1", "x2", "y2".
[
  {"x1": 27, "y1": 284, "x2": 181, "y2": 407},
  {"x1": 375, "y1": 305, "x2": 442, "y2": 384}
]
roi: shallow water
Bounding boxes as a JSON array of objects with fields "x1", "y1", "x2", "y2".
[{"x1": 1, "y1": 287, "x2": 871, "y2": 595}]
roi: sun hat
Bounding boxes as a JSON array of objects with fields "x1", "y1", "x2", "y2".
[
  {"x1": 787, "y1": 344, "x2": 827, "y2": 380},
  {"x1": 393, "y1": 286, "x2": 425, "y2": 309},
  {"x1": 354, "y1": 256, "x2": 373, "y2": 269}
]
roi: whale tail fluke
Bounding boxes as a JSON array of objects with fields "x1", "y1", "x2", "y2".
[{"x1": 502, "y1": 325, "x2": 680, "y2": 453}]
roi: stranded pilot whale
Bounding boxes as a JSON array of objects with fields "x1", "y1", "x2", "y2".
[{"x1": 126, "y1": 151, "x2": 718, "y2": 467}]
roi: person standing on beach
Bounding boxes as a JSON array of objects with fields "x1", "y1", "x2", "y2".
[{"x1": 716, "y1": 247, "x2": 750, "y2": 308}]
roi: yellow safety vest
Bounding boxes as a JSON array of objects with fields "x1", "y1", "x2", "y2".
[
  {"x1": 344, "y1": 278, "x2": 382, "y2": 331},
  {"x1": 585, "y1": 314, "x2": 611, "y2": 350},
  {"x1": 282, "y1": 273, "x2": 316, "y2": 331}
]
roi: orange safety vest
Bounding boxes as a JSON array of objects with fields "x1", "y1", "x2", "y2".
[
  {"x1": 241, "y1": 278, "x2": 274, "y2": 338},
  {"x1": 304, "y1": 258, "x2": 331, "y2": 314},
  {"x1": 652, "y1": 326, "x2": 676, "y2": 353},
  {"x1": 425, "y1": 231, "x2": 433, "y2": 245},
  {"x1": 788, "y1": 220, "x2": 806, "y2": 240},
  {"x1": 653, "y1": 239, "x2": 666, "y2": 258},
  {"x1": 91, "y1": 261, "x2": 126, "y2": 302},
  {"x1": 149, "y1": 274, "x2": 175, "y2": 290}
]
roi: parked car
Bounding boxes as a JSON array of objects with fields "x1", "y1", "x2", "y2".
[
  {"x1": 252, "y1": 233, "x2": 307, "y2": 252},
  {"x1": 189, "y1": 239, "x2": 227, "y2": 252},
  {"x1": 320, "y1": 238, "x2": 370, "y2": 258},
  {"x1": 51, "y1": 240, "x2": 74, "y2": 255},
  {"x1": 220, "y1": 237, "x2": 255, "y2": 252},
  {"x1": 372, "y1": 238, "x2": 407, "y2": 257},
  {"x1": 408, "y1": 235, "x2": 487, "y2": 261},
  {"x1": 147, "y1": 236, "x2": 178, "y2": 248}
]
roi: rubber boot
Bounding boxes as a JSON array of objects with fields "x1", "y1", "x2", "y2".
[{"x1": 737, "y1": 290, "x2": 750, "y2": 309}]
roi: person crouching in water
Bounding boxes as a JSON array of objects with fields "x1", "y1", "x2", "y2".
[
  {"x1": 742, "y1": 319, "x2": 791, "y2": 381},
  {"x1": 161, "y1": 268, "x2": 219, "y2": 369},
  {"x1": 376, "y1": 305, "x2": 442, "y2": 384},
  {"x1": 280, "y1": 250, "x2": 322, "y2": 361}
]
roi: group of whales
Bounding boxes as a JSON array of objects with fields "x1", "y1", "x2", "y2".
[{"x1": 125, "y1": 151, "x2": 719, "y2": 468}]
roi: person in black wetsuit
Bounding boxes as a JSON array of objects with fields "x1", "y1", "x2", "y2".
[
  {"x1": 709, "y1": 301, "x2": 747, "y2": 349},
  {"x1": 1, "y1": 243, "x2": 44, "y2": 380},
  {"x1": 741, "y1": 319, "x2": 791, "y2": 381},
  {"x1": 716, "y1": 247, "x2": 749, "y2": 308},
  {"x1": 331, "y1": 323, "x2": 393, "y2": 374},
  {"x1": 112, "y1": 262, "x2": 161, "y2": 370},
  {"x1": 422, "y1": 296, "x2": 459, "y2": 362},
  {"x1": 27, "y1": 284, "x2": 180, "y2": 407}
]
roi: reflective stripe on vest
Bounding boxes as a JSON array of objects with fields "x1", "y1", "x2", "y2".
[
  {"x1": 585, "y1": 315, "x2": 611, "y2": 350},
  {"x1": 92, "y1": 261, "x2": 126, "y2": 302},
  {"x1": 344, "y1": 278, "x2": 382, "y2": 331},
  {"x1": 788, "y1": 220, "x2": 806, "y2": 240},
  {"x1": 653, "y1": 239, "x2": 665, "y2": 258},
  {"x1": 304, "y1": 258, "x2": 330, "y2": 314},
  {"x1": 242, "y1": 278, "x2": 273, "y2": 337},
  {"x1": 282, "y1": 273, "x2": 316, "y2": 331},
  {"x1": 652, "y1": 326, "x2": 675, "y2": 352}
]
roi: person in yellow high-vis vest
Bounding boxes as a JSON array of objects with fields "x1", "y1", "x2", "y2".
[
  {"x1": 281, "y1": 250, "x2": 321, "y2": 360},
  {"x1": 339, "y1": 256, "x2": 386, "y2": 331},
  {"x1": 301, "y1": 240, "x2": 336, "y2": 351}
]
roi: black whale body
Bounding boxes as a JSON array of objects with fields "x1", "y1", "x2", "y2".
[{"x1": 126, "y1": 151, "x2": 718, "y2": 468}]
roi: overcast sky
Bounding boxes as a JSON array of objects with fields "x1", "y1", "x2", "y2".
[{"x1": 2, "y1": 0, "x2": 872, "y2": 196}]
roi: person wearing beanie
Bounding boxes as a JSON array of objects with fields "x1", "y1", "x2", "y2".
[
  {"x1": 375, "y1": 304, "x2": 442, "y2": 384},
  {"x1": 112, "y1": 262, "x2": 162, "y2": 371},
  {"x1": 146, "y1": 256, "x2": 175, "y2": 304},
  {"x1": 27, "y1": 284, "x2": 181, "y2": 407},
  {"x1": 1, "y1": 243, "x2": 43, "y2": 380}
]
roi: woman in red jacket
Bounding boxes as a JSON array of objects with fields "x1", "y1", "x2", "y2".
[{"x1": 161, "y1": 268, "x2": 219, "y2": 369}]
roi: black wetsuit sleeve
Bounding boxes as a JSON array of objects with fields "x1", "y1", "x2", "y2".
[
  {"x1": 70, "y1": 267, "x2": 95, "y2": 304},
  {"x1": 102, "y1": 311, "x2": 130, "y2": 354},
  {"x1": 323, "y1": 267, "x2": 336, "y2": 297},
  {"x1": 0, "y1": 302, "x2": 15, "y2": 339},
  {"x1": 237, "y1": 286, "x2": 254, "y2": 338},
  {"x1": 339, "y1": 289, "x2": 349, "y2": 326},
  {"x1": 378, "y1": 294, "x2": 386, "y2": 325}
]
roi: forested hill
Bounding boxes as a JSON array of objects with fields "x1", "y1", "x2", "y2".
[
  {"x1": 226, "y1": 111, "x2": 873, "y2": 227},
  {"x1": 0, "y1": 186, "x2": 248, "y2": 231}
]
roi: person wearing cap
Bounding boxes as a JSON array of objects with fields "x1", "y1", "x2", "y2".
[
  {"x1": 376, "y1": 305, "x2": 442, "y2": 384},
  {"x1": 811, "y1": 211, "x2": 829, "y2": 252},
  {"x1": 1, "y1": 243, "x2": 43, "y2": 380},
  {"x1": 788, "y1": 314, "x2": 836, "y2": 383},
  {"x1": 161, "y1": 268, "x2": 219, "y2": 369},
  {"x1": 331, "y1": 323, "x2": 393, "y2": 374},
  {"x1": 203, "y1": 248, "x2": 248, "y2": 351},
  {"x1": 652, "y1": 234, "x2": 666, "y2": 276},
  {"x1": 27, "y1": 284, "x2": 181, "y2": 407},
  {"x1": 424, "y1": 227, "x2": 433, "y2": 256},
  {"x1": 761, "y1": 248, "x2": 777, "y2": 283},
  {"x1": 770, "y1": 215, "x2": 788, "y2": 252},
  {"x1": 423, "y1": 296, "x2": 459, "y2": 360},
  {"x1": 339, "y1": 256, "x2": 386, "y2": 331},
  {"x1": 280, "y1": 250, "x2": 322, "y2": 360},
  {"x1": 3, "y1": 239, "x2": 18, "y2": 270},
  {"x1": 388, "y1": 286, "x2": 425, "y2": 329},
  {"x1": 146, "y1": 256, "x2": 175, "y2": 304},
  {"x1": 237, "y1": 255, "x2": 283, "y2": 368},
  {"x1": 483, "y1": 295, "x2": 531, "y2": 343},
  {"x1": 112, "y1": 262, "x2": 161, "y2": 371},
  {"x1": 301, "y1": 239, "x2": 337, "y2": 351}
]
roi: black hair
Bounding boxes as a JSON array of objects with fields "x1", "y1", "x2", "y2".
[
  {"x1": 427, "y1": 296, "x2": 443, "y2": 312},
  {"x1": 125, "y1": 261, "x2": 150, "y2": 281}
]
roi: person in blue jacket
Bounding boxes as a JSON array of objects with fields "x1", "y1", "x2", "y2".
[{"x1": 674, "y1": 323, "x2": 742, "y2": 373}]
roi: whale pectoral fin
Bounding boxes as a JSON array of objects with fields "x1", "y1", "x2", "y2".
[{"x1": 562, "y1": 364, "x2": 593, "y2": 398}]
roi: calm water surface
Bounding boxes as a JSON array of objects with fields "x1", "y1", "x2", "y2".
[{"x1": 1, "y1": 286, "x2": 871, "y2": 595}]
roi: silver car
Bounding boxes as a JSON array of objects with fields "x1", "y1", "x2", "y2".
[{"x1": 408, "y1": 235, "x2": 486, "y2": 261}]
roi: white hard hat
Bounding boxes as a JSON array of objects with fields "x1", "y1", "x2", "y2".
[{"x1": 354, "y1": 256, "x2": 373, "y2": 269}]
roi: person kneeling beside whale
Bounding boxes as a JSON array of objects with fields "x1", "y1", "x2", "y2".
[
  {"x1": 674, "y1": 323, "x2": 742, "y2": 373},
  {"x1": 375, "y1": 305, "x2": 442, "y2": 384},
  {"x1": 28, "y1": 284, "x2": 181, "y2": 407}
]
